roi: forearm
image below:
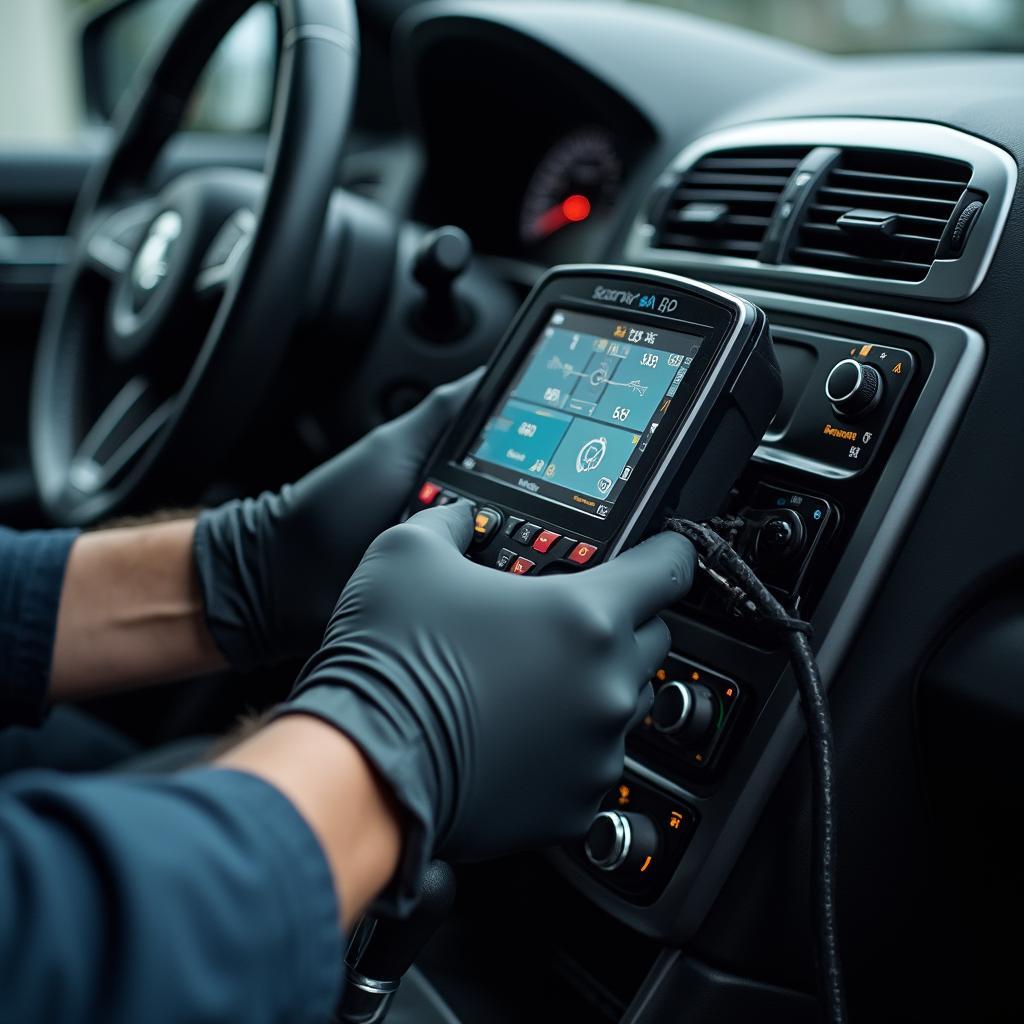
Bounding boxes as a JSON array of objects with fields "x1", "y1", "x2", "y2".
[
  {"x1": 49, "y1": 520, "x2": 226, "y2": 700},
  {"x1": 0, "y1": 766, "x2": 344, "y2": 1024},
  {"x1": 217, "y1": 715, "x2": 402, "y2": 928}
]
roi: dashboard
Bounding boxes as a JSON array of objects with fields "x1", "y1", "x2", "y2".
[
  {"x1": 407, "y1": 22, "x2": 652, "y2": 264},
  {"x1": 378, "y1": 3, "x2": 1024, "y2": 1022}
]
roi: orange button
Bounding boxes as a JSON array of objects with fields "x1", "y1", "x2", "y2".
[
  {"x1": 509, "y1": 556, "x2": 536, "y2": 575},
  {"x1": 473, "y1": 507, "x2": 501, "y2": 542},
  {"x1": 567, "y1": 542, "x2": 598, "y2": 565},
  {"x1": 417, "y1": 481, "x2": 441, "y2": 505},
  {"x1": 532, "y1": 530, "x2": 561, "y2": 553}
]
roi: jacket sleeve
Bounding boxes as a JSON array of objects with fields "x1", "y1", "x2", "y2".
[
  {"x1": 0, "y1": 526, "x2": 78, "y2": 727},
  {"x1": 0, "y1": 766, "x2": 344, "y2": 1024}
]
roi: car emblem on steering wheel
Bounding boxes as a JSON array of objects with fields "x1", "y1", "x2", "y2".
[{"x1": 132, "y1": 210, "x2": 182, "y2": 296}]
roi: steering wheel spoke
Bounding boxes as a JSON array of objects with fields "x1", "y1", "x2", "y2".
[
  {"x1": 83, "y1": 200, "x2": 157, "y2": 281},
  {"x1": 194, "y1": 208, "x2": 257, "y2": 296},
  {"x1": 67, "y1": 378, "x2": 175, "y2": 496}
]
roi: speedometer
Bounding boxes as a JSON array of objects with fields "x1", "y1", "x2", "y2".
[{"x1": 519, "y1": 128, "x2": 623, "y2": 246}]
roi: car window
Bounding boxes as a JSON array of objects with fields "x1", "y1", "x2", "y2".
[
  {"x1": 634, "y1": 0, "x2": 1024, "y2": 52},
  {"x1": 0, "y1": 0, "x2": 276, "y2": 145}
]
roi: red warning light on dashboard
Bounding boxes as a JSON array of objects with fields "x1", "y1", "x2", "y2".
[
  {"x1": 562, "y1": 193, "x2": 592, "y2": 223},
  {"x1": 417, "y1": 481, "x2": 441, "y2": 505}
]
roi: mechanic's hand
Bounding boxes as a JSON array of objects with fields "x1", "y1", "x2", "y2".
[
  {"x1": 278, "y1": 501, "x2": 695, "y2": 912},
  {"x1": 192, "y1": 371, "x2": 482, "y2": 671}
]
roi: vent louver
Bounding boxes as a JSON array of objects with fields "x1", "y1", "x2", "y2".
[
  {"x1": 653, "y1": 146, "x2": 811, "y2": 257},
  {"x1": 790, "y1": 150, "x2": 972, "y2": 282}
]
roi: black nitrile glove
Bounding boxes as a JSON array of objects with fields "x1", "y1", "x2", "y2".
[
  {"x1": 278, "y1": 501, "x2": 695, "y2": 913},
  {"x1": 192, "y1": 371, "x2": 482, "y2": 671}
]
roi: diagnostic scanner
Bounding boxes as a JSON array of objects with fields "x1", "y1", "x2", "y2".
[{"x1": 409, "y1": 265, "x2": 782, "y2": 573}]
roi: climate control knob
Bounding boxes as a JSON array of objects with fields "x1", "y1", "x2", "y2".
[
  {"x1": 584, "y1": 810, "x2": 660, "y2": 874},
  {"x1": 651, "y1": 681, "x2": 717, "y2": 746},
  {"x1": 825, "y1": 358, "x2": 882, "y2": 419}
]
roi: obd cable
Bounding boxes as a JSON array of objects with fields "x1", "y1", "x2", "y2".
[{"x1": 665, "y1": 516, "x2": 846, "y2": 1024}]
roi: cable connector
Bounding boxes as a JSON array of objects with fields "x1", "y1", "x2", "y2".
[{"x1": 664, "y1": 516, "x2": 845, "y2": 1024}]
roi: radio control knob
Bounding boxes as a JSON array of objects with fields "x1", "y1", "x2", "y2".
[
  {"x1": 584, "y1": 810, "x2": 659, "y2": 873},
  {"x1": 825, "y1": 359, "x2": 882, "y2": 419},
  {"x1": 652, "y1": 681, "x2": 717, "y2": 746}
]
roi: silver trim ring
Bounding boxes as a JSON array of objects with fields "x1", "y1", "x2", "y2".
[
  {"x1": 586, "y1": 811, "x2": 632, "y2": 871},
  {"x1": 654, "y1": 680, "x2": 693, "y2": 735},
  {"x1": 824, "y1": 358, "x2": 864, "y2": 404}
]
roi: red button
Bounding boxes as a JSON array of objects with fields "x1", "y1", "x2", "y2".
[
  {"x1": 417, "y1": 481, "x2": 441, "y2": 505},
  {"x1": 532, "y1": 530, "x2": 561, "y2": 553},
  {"x1": 567, "y1": 542, "x2": 598, "y2": 565},
  {"x1": 509, "y1": 556, "x2": 536, "y2": 575}
]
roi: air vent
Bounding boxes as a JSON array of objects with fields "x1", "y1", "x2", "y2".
[
  {"x1": 654, "y1": 146, "x2": 811, "y2": 257},
  {"x1": 790, "y1": 150, "x2": 972, "y2": 282}
]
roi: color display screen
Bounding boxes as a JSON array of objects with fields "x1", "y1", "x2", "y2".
[{"x1": 461, "y1": 308, "x2": 705, "y2": 520}]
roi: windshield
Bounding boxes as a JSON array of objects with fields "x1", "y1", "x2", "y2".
[{"x1": 635, "y1": 0, "x2": 1024, "y2": 53}]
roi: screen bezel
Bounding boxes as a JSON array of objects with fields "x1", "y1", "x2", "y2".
[{"x1": 429, "y1": 270, "x2": 744, "y2": 545}]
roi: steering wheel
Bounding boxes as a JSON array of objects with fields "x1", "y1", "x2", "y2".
[{"x1": 31, "y1": 0, "x2": 358, "y2": 525}]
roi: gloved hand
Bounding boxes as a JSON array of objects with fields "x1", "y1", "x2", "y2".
[
  {"x1": 278, "y1": 501, "x2": 695, "y2": 913},
  {"x1": 192, "y1": 371, "x2": 482, "y2": 671}
]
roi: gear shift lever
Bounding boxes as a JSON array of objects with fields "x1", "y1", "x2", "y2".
[{"x1": 336, "y1": 860, "x2": 457, "y2": 1024}]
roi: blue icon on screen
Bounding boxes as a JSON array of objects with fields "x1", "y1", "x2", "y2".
[
  {"x1": 776, "y1": 497, "x2": 786, "y2": 507},
  {"x1": 813, "y1": 508, "x2": 823, "y2": 521},
  {"x1": 639, "y1": 294, "x2": 655, "y2": 309}
]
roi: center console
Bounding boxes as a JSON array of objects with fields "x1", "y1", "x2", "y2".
[{"x1": 555, "y1": 286, "x2": 983, "y2": 943}]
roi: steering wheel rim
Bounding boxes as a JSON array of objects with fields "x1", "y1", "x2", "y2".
[{"x1": 31, "y1": 0, "x2": 359, "y2": 525}]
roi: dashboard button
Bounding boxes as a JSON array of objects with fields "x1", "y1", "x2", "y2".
[
  {"x1": 473, "y1": 507, "x2": 502, "y2": 543},
  {"x1": 567, "y1": 542, "x2": 599, "y2": 565},
  {"x1": 495, "y1": 548, "x2": 516, "y2": 571},
  {"x1": 434, "y1": 490, "x2": 459, "y2": 506},
  {"x1": 509, "y1": 556, "x2": 536, "y2": 575},
  {"x1": 532, "y1": 529, "x2": 561, "y2": 553},
  {"x1": 514, "y1": 522, "x2": 542, "y2": 546},
  {"x1": 504, "y1": 516, "x2": 525, "y2": 537},
  {"x1": 417, "y1": 481, "x2": 441, "y2": 505}
]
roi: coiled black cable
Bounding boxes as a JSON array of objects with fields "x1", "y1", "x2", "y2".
[{"x1": 665, "y1": 517, "x2": 846, "y2": 1024}]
